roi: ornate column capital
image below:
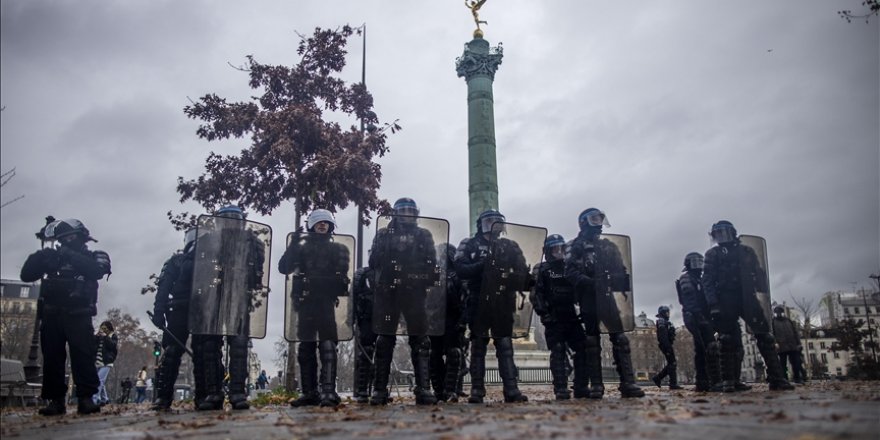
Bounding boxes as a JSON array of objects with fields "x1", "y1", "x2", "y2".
[{"x1": 455, "y1": 37, "x2": 503, "y2": 81}]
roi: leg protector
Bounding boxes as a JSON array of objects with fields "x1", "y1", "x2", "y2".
[
  {"x1": 705, "y1": 340, "x2": 722, "y2": 391},
  {"x1": 610, "y1": 333, "x2": 644, "y2": 398},
  {"x1": 570, "y1": 339, "x2": 589, "y2": 398},
  {"x1": 370, "y1": 335, "x2": 395, "y2": 405},
  {"x1": 353, "y1": 337, "x2": 375, "y2": 404},
  {"x1": 495, "y1": 337, "x2": 527, "y2": 403},
  {"x1": 318, "y1": 340, "x2": 340, "y2": 407},
  {"x1": 291, "y1": 341, "x2": 320, "y2": 407},
  {"x1": 227, "y1": 335, "x2": 250, "y2": 410},
  {"x1": 152, "y1": 344, "x2": 184, "y2": 410},
  {"x1": 718, "y1": 332, "x2": 739, "y2": 392},
  {"x1": 411, "y1": 336, "x2": 437, "y2": 405},
  {"x1": 584, "y1": 334, "x2": 604, "y2": 399},
  {"x1": 549, "y1": 341, "x2": 570, "y2": 400},
  {"x1": 468, "y1": 338, "x2": 488, "y2": 404},
  {"x1": 198, "y1": 336, "x2": 224, "y2": 410},
  {"x1": 191, "y1": 335, "x2": 208, "y2": 407},
  {"x1": 443, "y1": 347, "x2": 462, "y2": 402},
  {"x1": 429, "y1": 336, "x2": 446, "y2": 400}
]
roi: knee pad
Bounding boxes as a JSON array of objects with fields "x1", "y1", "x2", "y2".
[
  {"x1": 409, "y1": 336, "x2": 430, "y2": 354},
  {"x1": 494, "y1": 337, "x2": 514, "y2": 357},
  {"x1": 755, "y1": 333, "x2": 775, "y2": 348},
  {"x1": 298, "y1": 342, "x2": 317, "y2": 363},
  {"x1": 550, "y1": 341, "x2": 567, "y2": 356}
]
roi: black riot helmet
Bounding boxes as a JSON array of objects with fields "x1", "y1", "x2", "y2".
[
  {"x1": 216, "y1": 205, "x2": 245, "y2": 220},
  {"x1": 543, "y1": 234, "x2": 566, "y2": 262},
  {"x1": 476, "y1": 209, "x2": 505, "y2": 236},
  {"x1": 578, "y1": 207, "x2": 610, "y2": 234},
  {"x1": 392, "y1": 197, "x2": 419, "y2": 226},
  {"x1": 657, "y1": 305, "x2": 670, "y2": 319},
  {"x1": 773, "y1": 305, "x2": 785, "y2": 317},
  {"x1": 683, "y1": 252, "x2": 704, "y2": 272},
  {"x1": 44, "y1": 218, "x2": 95, "y2": 248},
  {"x1": 307, "y1": 209, "x2": 336, "y2": 233},
  {"x1": 709, "y1": 220, "x2": 737, "y2": 245}
]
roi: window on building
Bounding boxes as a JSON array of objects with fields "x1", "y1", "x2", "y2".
[
  {"x1": 820, "y1": 342, "x2": 826, "y2": 349},
  {"x1": 854, "y1": 307, "x2": 860, "y2": 314},
  {"x1": 12, "y1": 302, "x2": 20, "y2": 313},
  {"x1": 821, "y1": 353, "x2": 827, "y2": 363},
  {"x1": 836, "y1": 367, "x2": 842, "y2": 375},
  {"x1": 810, "y1": 354, "x2": 818, "y2": 364},
  {"x1": 833, "y1": 352, "x2": 840, "y2": 359},
  {"x1": 808, "y1": 342, "x2": 814, "y2": 350},
  {"x1": 20, "y1": 286, "x2": 30, "y2": 298},
  {"x1": 844, "y1": 307, "x2": 849, "y2": 314},
  {"x1": 24, "y1": 302, "x2": 33, "y2": 313}
]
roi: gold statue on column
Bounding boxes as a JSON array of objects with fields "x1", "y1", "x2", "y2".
[{"x1": 465, "y1": 0, "x2": 488, "y2": 38}]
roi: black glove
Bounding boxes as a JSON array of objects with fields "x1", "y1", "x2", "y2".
[
  {"x1": 151, "y1": 308, "x2": 166, "y2": 329},
  {"x1": 41, "y1": 248, "x2": 62, "y2": 271}
]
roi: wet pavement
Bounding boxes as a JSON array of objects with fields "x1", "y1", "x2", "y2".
[{"x1": 1, "y1": 381, "x2": 878, "y2": 439}]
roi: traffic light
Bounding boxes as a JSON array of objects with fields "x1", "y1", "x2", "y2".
[{"x1": 153, "y1": 341, "x2": 162, "y2": 358}]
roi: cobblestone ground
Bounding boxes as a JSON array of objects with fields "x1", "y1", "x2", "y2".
[{"x1": 1, "y1": 381, "x2": 878, "y2": 439}]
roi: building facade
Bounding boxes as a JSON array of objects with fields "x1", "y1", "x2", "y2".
[{"x1": 0, "y1": 279, "x2": 40, "y2": 363}]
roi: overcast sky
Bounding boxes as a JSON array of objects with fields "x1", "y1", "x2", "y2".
[{"x1": 2, "y1": 1, "x2": 878, "y2": 369}]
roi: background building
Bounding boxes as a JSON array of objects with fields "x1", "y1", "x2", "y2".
[{"x1": 0, "y1": 279, "x2": 40, "y2": 364}]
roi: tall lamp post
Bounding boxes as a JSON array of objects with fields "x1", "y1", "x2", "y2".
[{"x1": 24, "y1": 215, "x2": 55, "y2": 384}]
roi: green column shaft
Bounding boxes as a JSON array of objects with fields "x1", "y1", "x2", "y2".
[{"x1": 456, "y1": 37, "x2": 504, "y2": 235}]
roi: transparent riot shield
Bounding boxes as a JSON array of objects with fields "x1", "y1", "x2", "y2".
[
  {"x1": 282, "y1": 232, "x2": 355, "y2": 342},
  {"x1": 594, "y1": 233, "x2": 635, "y2": 334},
  {"x1": 189, "y1": 215, "x2": 272, "y2": 338},
  {"x1": 475, "y1": 222, "x2": 546, "y2": 339},
  {"x1": 739, "y1": 235, "x2": 772, "y2": 335},
  {"x1": 371, "y1": 215, "x2": 449, "y2": 336}
]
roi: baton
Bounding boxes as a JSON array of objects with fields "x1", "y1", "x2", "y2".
[{"x1": 147, "y1": 311, "x2": 194, "y2": 358}]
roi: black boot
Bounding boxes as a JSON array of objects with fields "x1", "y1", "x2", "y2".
[
  {"x1": 38, "y1": 398, "x2": 66, "y2": 416},
  {"x1": 669, "y1": 369, "x2": 683, "y2": 390},
  {"x1": 319, "y1": 341, "x2": 341, "y2": 407},
  {"x1": 412, "y1": 337, "x2": 438, "y2": 405},
  {"x1": 198, "y1": 337, "x2": 225, "y2": 410},
  {"x1": 496, "y1": 337, "x2": 527, "y2": 403},
  {"x1": 353, "y1": 338, "x2": 374, "y2": 404},
  {"x1": 549, "y1": 341, "x2": 571, "y2": 400},
  {"x1": 429, "y1": 336, "x2": 446, "y2": 401},
  {"x1": 191, "y1": 335, "x2": 207, "y2": 408},
  {"x1": 468, "y1": 338, "x2": 487, "y2": 404},
  {"x1": 611, "y1": 334, "x2": 644, "y2": 398},
  {"x1": 370, "y1": 335, "x2": 394, "y2": 405},
  {"x1": 77, "y1": 397, "x2": 101, "y2": 415},
  {"x1": 584, "y1": 335, "x2": 604, "y2": 399},
  {"x1": 733, "y1": 346, "x2": 751, "y2": 391},
  {"x1": 291, "y1": 342, "x2": 320, "y2": 407}
]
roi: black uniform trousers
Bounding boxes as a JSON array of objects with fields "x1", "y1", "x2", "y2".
[{"x1": 40, "y1": 308, "x2": 99, "y2": 400}]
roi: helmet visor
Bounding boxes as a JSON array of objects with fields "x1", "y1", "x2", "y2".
[
  {"x1": 480, "y1": 215, "x2": 505, "y2": 235},
  {"x1": 547, "y1": 244, "x2": 565, "y2": 261},
  {"x1": 710, "y1": 226, "x2": 736, "y2": 244},
  {"x1": 585, "y1": 211, "x2": 610, "y2": 228},
  {"x1": 686, "y1": 254, "x2": 704, "y2": 270},
  {"x1": 394, "y1": 206, "x2": 419, "y2": 217}
]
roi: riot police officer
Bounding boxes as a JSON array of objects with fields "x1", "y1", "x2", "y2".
[
  {"x1": 455, "y1": 210, "x2": 531, "y2": 403},
  {"x1": 368, "y1": 198, "x2": 442, "y2": 405},
  {"x1": 531, "y1": 234, "x2": 589, "y2": 400},
  {"x1": 21, "y1": 218, "x2": 112, "y2": 415},
  {"x1": 352, "y1": 267, "x2": 376, "y2": 403},
  {"x1": 652, "y1": 306, "x2": 682, "y2": 389},
  {"x1": 676, "y1": 252, "x2": 721, "y2": 392},
  {"x1": 151, "y1": 228, "x2": 203, "y2": 411},
  {"x1": 565, "y1": 208, "x2": 645, "y2": 398},
  {"x1": 279, "y1": 209, "x2": 351, "y2": 407},
  {"x1": 703, "y1": 221, "x2": 794, "y2": 392},
  {"x1": 429, "y1": 244, "x2": 467, "y2": 402},
  {"x1": 194, "y1": 205, "x2": 268, "y2": 410}
]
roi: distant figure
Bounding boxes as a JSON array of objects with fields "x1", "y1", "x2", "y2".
[
  {"x1": 118, "y1": 377, "x2": 133, "y2": 403},
  {"x1": 93, "y1": 321, "x2": 118, "y2": 405},
  {"x1": 772, "y1": 306, "x2": 806, "y2": 384},
  {"x1": 257, "y1": 370, "x2": 269, "y2": 390},
  {"x1": 651, "y1": 306, "x2": 682, "y2": 389},
  {"x1": 135, "y1": 366, "x2": 148, "y2": 403}
]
